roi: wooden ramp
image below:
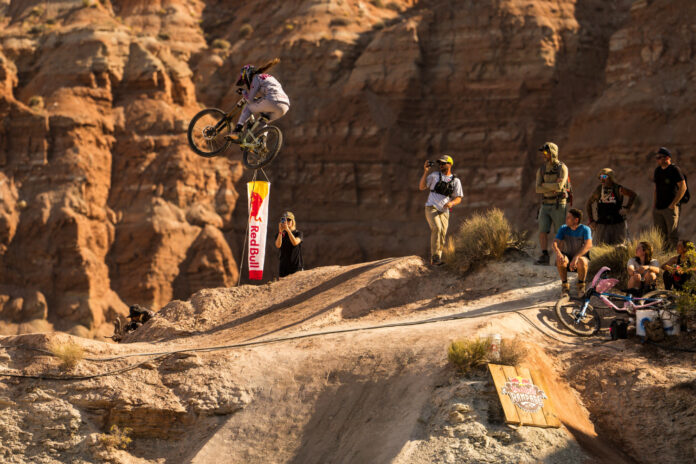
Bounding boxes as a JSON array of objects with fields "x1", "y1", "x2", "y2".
[{"x1": 488, "y1": 363, "x2": 561, "y2": 428}]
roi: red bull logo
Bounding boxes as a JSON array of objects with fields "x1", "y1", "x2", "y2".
[
  {"x1": 501, "y1": 376, "x2": 547, "y2": 412},
  {"x1": 247, "y1": 181, "x2": 270, "y2": 280}
]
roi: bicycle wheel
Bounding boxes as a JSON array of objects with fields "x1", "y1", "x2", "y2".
[
  {"x1": 242, "y1": 125, "x2": 283, "y2": 169},
  {"x1": 555, "y1": 295, "x2": 601, "y2": 336},
  {"x1": 187, "y1": 108, "x2": 231, "y2": 157}
]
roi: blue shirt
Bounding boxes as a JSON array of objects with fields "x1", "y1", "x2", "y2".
[{"x1": 556, "y1": 224, "x2": 592, "y2": 256}]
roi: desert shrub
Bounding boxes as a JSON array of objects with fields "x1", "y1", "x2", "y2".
[
  {"x1": 386, "y1": 2, "x2": 401, "y2": 11},
  {"x1": 330, "y1": 17, "x2": 350, "y2": 27},
  {"x1": 674, "y1": 242, "x2": 696, "y2": 325},
  {"x1": 588, "y1": 227, "x2": 668, "y2": 286},
  {"x1": 211, "y1": 38, "x2": 230, "y2": 50},
  {"x1": 239, "y1": 23, "x2": 253, "y2": 38},
  {"x1": 82, "y1": 0, "x2": 93, "y2": 7},
  {"x1": 284, "y1": 22, "x2": 295, "y2": 31},
  {"x1": 371, "y1": 0, "x2": 384, "y2": 7},
  {"x1": 443, "y1": 208, "x2": 528, "y2": 274},
  {"x1": 27, "y1": 95, "x2": 44, "y2": 109},
  {"x1": 157, "y1": 32, "x2": 170, "y2": 41},
  {"x1": 498, "y1": 338, "x2": 527, "y2": 366},
  {"x1": 97, "y1": 425, "x2": 132, "y2": 450},
  {"x1": 448, "y1": 338, "x2": 490, "y2": 373},
  {"x1": 48, "y1": 341, "x2": 84, "y2": 370},
  {"x1": 29, "y1": 6, "x2": 44, "y2": 17},
  {"x1": 27, "y1": 24, "x2": 45, "y2": 34}
]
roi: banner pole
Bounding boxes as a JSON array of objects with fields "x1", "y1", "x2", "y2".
[{"x1": 236, "y1": 169, "x2": 258, "y2": 286}]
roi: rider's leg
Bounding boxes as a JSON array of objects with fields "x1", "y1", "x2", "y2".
[{"x1": 246, "y1": 99, "x2": 289, "y2": 126}]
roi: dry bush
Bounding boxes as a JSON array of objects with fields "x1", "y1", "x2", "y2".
[
  {"x1": 386, "y1": 2, "x2": 401, "y2": 11},
  {"x1": 48, "y1": 341, "x2": 84, "y2": 370},
  {"x1": 157, "y1": 32, "x2": 170, "y2": 41},
  {"x1": 498, "y1": 338, "x2": 527, "y2": 366},
  {"x1": 330, "y1": 17, "x2": 351, "y2": 27},
  {"x1": 97, "y1": 425, "x2": 132, "y2": 450},
  {"x1": 443, "y1": 208, "x2": 528, "y2": 274},
  {"x1": 588, "y1": 227, "x2": 668, "y2": 287},
  {"x1": 371, "y1": 0, "x2": 384, "y2": 7},
  {"x1": 28, "y1": 95, "x2": 44, "y2": 109},
  {"x1": 448, "y1": 338, "x2": 490, "y2": 373},
  {"x1": 239, "y1": 23, "x2": 253, "y2": 38},
  {"x1": 211, "y1": 38, "x2": 230, "y2": 50}
]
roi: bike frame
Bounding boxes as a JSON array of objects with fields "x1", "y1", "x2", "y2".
[{"x1": 214, "y1": 98, "x2": 266, "y2": 151}]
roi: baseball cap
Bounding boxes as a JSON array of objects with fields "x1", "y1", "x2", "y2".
[
  {"x1": 283, "y1": 211, "x2": 295, "y2": 221},
  {"x1": 656, "y1": 147, "x2": 672, "y2": 158},
  {"x1": 437, "y1": 155, "x2": 454, "y2": 165},
  {"x1": 538, "y1": 142, "x2": 558, "y2": 156},
  {"x1": 598, "y1": 168, "x2": 615, "y2": 181}
]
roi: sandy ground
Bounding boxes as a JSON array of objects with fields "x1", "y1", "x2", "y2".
[{"x1": 0, "y1": 255, "x2": 694, "y2": 463}]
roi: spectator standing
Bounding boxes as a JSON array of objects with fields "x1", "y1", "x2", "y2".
[
  {"x1": 552, "y1": 208, "x2": 592, "y2": 296},
  {"x1": 535, "y1": 142, "x2": 570, "y2": 265},
  {"x1": 661, "y1": 240, "x2": 695, "y2": 291},
  {"x1": 653, "y1": 147, "x2": 687, "y2": 248},
  {"x1": 419, "y1": 155, "x2": 463, "y2": 265},
  {"x1": 274, "y1": 211, "x2": 303, "y2": 278},
  {"x1": 585, "y1": 168, "x2": 636, "y2": 245},
  {"x1": 627, "y1": 241, "x2": 660, "y2": 295}
]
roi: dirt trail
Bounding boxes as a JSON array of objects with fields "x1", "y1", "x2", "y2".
[{"x1": 1, "y1": 256, "x2": 693, "y2": 463}]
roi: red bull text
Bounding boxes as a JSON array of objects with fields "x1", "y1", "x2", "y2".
[{"x1": 247, "y1": 181, "x2": 270, "y2": 280}]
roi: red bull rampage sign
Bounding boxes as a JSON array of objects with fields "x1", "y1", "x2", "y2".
[{"x1": 247, "y1": 181, "x2": 270, "y2": 280}]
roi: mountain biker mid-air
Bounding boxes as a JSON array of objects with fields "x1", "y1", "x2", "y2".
[{"x1": 227, "y1": 58, "x2": 290, "y2": 142}]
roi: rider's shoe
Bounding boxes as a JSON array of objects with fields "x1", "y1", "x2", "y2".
[
  {"x1": 535, "y1": 252, "x2": 550, "y2": 265},
  {"x1": 576, "y1": 282, "x2": 586, "y2": 297},
  {"x1": 561, "y1": 282, "x2": 570, "y2": 296},
  {"x1": 225, "y1": 124, "x2": 244, "y2": 143}
]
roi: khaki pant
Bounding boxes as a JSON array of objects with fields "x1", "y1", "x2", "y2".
[
  {"x1": 425, "y1": 206, "x2": 450, "y2": 259},
  {"x1": 653, "y1": 206, "x2": 679, "y2": 249},
  {"x1": 594, "y1": 222, "x2": 627, "y2": 245}
]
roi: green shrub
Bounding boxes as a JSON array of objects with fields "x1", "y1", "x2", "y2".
[
  {"x1": 443, "y1": 208, "x2": 528, "y2": 274},
  {"x1": 448, "y1": 338, "x2": 490, "y2": 373},
  {"x1": 239, "y1": 23, "x2": 253, "y2": 38},
  {"x1": 97, "y1": 425, "x2": 132, "y2": 450},
  {"x1": 499, "y1": 338, "x2": 527, "y2": 366},
  {"x1": 28, "y1": 95, "x2": 44, "y2": 109},
  {"x1": 588, "y1": 227, "x2": 668, "y2": 286},
  {"x1": 674, "y1": 242, "x2": 696, "y2": 324}
]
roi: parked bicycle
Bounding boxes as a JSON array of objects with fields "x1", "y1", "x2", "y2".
[
  {"x1": 555, "y1": 266, "x2": 677, "y2": 336},
  {"x1": 187, "y1": 96, "x2": 283, "y2": 169}
]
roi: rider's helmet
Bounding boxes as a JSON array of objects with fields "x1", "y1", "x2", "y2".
[{"x1": 236, "y1": 64, "x2": 256, "y2": 89}]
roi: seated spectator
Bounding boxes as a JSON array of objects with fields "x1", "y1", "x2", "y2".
[
  {"x1": 627, "y1": 241, "x2": 660, "y2": 295},
  {"x1": 662, "y1": 239, "x2": 695, "y2": 291},
  {"x1": 552, "y1": 208, "x2": 593, "y2": 296}
]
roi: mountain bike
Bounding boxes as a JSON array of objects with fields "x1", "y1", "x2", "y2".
[
  {"x1": 187, "y1": 96, "x2": 283, "y2": 169},
  {"x1": 554, "y1": 266, "x2": 677, "y2": 336}
]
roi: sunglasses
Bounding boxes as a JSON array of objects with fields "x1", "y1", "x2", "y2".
[
  {"x1": 599, "y1": 174, "x2": 609, "y2": 180},
  {"x1": 655, "y1": 155, "x2": 665, "y2": 160},
  {"x1": 437, "y1": 161, "x2": 447, "y2": 165}
]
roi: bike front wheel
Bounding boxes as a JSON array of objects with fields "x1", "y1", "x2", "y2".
[
  {"x1": 242, "y1": 125, "x2": 283, "y2": 169},
  {"x1": 555, "y1": 296, "x2": 601, "y2": 336},
  {"x1": 187, "y1": 108, "x2": 231, "y2": 157}
]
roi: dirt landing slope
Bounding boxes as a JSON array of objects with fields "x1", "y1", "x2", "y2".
[{"x1": 1, "y1": 256, "x2": 694, "y2": 463}]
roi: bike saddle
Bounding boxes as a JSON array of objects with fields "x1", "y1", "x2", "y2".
[{"x1": 259, "y1": 112, "x2": 271, "y2": 121}]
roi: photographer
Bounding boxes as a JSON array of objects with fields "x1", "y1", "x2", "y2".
[
  {"x1": 419, "y1": 155, "x2": 463, "y2": 265},
  {"x1": 274, "y1": 211, "x2": 303, "y2": 278}
]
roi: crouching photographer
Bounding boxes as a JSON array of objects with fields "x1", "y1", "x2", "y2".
[
  {"x1": 274, "y1": 211, "x2": 304, "y2": 278},
  {"x1": 419, "y1": 155, "x2": 463, "y2": 265}
]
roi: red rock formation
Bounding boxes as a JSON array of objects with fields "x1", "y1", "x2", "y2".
[{"x1": 0, "y1": 0, "x2": 694, "y2": 334}]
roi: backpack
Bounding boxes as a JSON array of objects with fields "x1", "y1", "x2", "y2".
[
  {"x1": 610, "y1": 319, "x2": 629, "y2": 340},
  {"x1": 431, "y1": 172, "x2": 458, "y2": 197},
  {"x1": 541, "y1": 162, "x2": 573, "y2": 206},
  {"x1": 680, "y1": 173, "x2": 690, "y2": 204}
]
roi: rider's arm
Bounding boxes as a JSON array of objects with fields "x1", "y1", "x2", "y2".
[
  {"x1": 619, "y1": 186, "x2": 637, "y2": 209},
  {"x1": 585, "y1": 190, "x2": 599, "y2": 223},
  {"x1": 245, "y1": 75, "x2": 261, "y2": 102}
]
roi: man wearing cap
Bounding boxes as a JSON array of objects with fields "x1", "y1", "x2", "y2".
[
  {"x1": 535, "y1": 142, "x2": 570, "y2": 265},
  {"x1": 585, "y1": 168, "x2": 636, "y2": 245},
  {"x1": 653, "y1": 147, "x2": 687, "y2": 248},
  {"x1": 274, "y1": 211, "x2": 304, "y2": 277},
  {"x1": 419, "y1": 155, "x2": 463, "y2": 265}
]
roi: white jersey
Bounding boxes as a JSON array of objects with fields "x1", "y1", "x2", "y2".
[
  {"x1": 245, "y1": 74, "x2": 290, "y2": 106},
  {"x1": 425, "y1": 172, "x2": 463, "y2": 212}
]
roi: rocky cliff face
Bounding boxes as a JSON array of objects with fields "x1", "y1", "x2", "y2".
[{"x1": 0, "y1": 0, "x2": 694, "y2": 334}]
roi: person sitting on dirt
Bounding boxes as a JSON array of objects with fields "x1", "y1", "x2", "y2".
[
  {"x1": 661, "y1": 239, "x2": 695, "y2": 291},
  {"x1": 626, "y1": 241, "x2": 660, "y2": 295},
  {"x1": 585, "y1": 168, "x2": 636, "y2": 245},
  {"x1": 552, "y1": 208, "x2": 592, "y2": 296},
  {"x1": 125, "y1": 304, "x2": 155, "y2": 332},
  {"x1": 535, "y1": 142, "x2": 570, "y2": 265},
  {"x1": 227, "y1": 58, "x2": 290, "y2": 142}
]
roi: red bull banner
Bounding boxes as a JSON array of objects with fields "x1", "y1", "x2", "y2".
[{"x1": 247, "y1": 180, "x2": 270, "y2": 280}]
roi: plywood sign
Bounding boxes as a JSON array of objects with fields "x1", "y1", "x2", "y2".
[{"x1": 487, "y1": 363, "x2": 561, "y2": 428}]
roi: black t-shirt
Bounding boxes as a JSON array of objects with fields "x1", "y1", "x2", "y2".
[
  {"x1": 654, "y1": 165, "x2": 685, "y2": 209},
  {"x1": 279, "y1": 229, "x2": 303, "y2": 277}
]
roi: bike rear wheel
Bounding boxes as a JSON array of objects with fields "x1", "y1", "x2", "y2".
[
  {"x1": 187, "y1": 108, "x2": 231, "y2": 157},
  {"x1": 242, "y1": 125, "x2": 283, "y2": 169},
  {"x1": 555, "y1": 295, "x2": 601, "y2": 336}
]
